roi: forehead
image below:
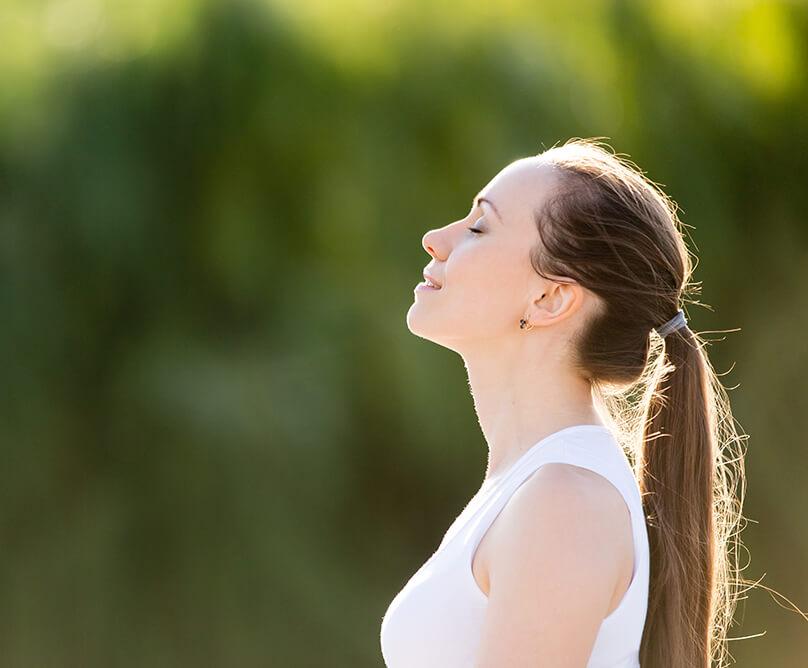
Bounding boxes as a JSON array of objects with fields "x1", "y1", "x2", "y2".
[{"x1": 478, "y1": 157, "x2": 563, "y2": 226}]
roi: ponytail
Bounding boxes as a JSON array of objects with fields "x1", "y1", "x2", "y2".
[{"x1": 639, "y1": 323, "x2": 745, "y2": 668}]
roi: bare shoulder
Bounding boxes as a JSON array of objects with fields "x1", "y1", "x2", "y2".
[
  {"x1": 500, "y1": 461, "x2": 631, "y2": 526},
  {"x1": 493, "y1": 462, "x2": 633, "y2": 567},
  {"x1": 472, "y1": 463, "x2": 635, "y2": 666},
  {"x1": 526, "y1": 462, "x2": 630, "y2": 517}
]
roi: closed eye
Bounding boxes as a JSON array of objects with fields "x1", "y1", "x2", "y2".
[{"x1": 467, "y1": 216, "x2": 486, "y2": 235}]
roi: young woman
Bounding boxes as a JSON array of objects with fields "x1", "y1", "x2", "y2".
[{"x1": 380, "y1": 138, "x2": 747, "y2": 667}]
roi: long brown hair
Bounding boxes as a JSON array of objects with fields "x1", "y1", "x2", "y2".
[{"x1": 532, "y1": 137, "x2": 748, "y2": 667}]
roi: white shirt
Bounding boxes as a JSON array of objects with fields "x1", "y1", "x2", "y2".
[{"x1": 380, "y1": 425, "x2": 650, "y2": 667}]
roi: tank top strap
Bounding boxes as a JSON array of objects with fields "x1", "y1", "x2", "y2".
[{"x1": 458, "y1": 431, "x2": 636, "y2": 559}]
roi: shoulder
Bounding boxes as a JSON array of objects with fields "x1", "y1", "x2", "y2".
[
  {"x1": 473, "y1": 463, "x2": 633, "y2": 665},
  {"x1": 492, "y1": 462, "x2": 631, "y2": 569},
  {"x1": 515, "y1": 461, "x2": 630, "y2": 523}
]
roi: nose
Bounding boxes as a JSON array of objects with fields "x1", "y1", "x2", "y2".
[{"x1": 422, "y1": 227, "x2": 442, "y2": 259}]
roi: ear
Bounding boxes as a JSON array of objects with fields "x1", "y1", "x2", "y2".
[{"x1": 528, "y1": 280, "x2": 584, "y2": 328}]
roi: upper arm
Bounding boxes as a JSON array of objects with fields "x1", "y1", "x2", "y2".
[{"x1": 473, "y1": 463, "x2": 630, "y2": 668}]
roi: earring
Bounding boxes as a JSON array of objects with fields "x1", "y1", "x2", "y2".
[{"x1": 519, "y1": 318, "x2": 534, "y2": 331}]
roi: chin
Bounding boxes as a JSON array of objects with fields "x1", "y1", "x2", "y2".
[
  {"x1": 405, "y1": 303, "x2": 427, "y2": 336},
  {"x1": 405, "y1": 303, "x2": 441, "y2": 340}
]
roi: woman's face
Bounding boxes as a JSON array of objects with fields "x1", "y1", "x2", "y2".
[{"x1": 407, "y1": 157, "x2": 566, "y2": 351}]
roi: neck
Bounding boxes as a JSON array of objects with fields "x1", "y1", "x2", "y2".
[{"x1": 461, "y1": 336, "x2": 604, "y2": 486}]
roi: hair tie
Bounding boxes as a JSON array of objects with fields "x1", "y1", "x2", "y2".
[{"x1": 654, "y1": 309, "x2": 687, "y2": 338}]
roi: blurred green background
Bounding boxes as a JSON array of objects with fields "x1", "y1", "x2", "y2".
[{"x1": 1, "y1": 0, "x2": 806, "y2": 665}]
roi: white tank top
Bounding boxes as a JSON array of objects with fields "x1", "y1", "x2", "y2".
[{"x1": 379, "y1": 424, "x2": 650, "y2": 668}]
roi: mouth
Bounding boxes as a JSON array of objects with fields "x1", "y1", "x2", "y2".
[
  {"x1": 422, "y1": 272, "x2": 442, "y2": 289},
  {"x1": 415, "y1": 280, "x2": 441, "y2": 292}
]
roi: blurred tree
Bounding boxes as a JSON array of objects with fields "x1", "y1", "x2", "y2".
[{"x1": 0, "y1": 0, "x2": 805, "y2": 665}]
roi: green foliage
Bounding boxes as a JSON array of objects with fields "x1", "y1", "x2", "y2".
[{"x1": 0, "y1": 0, "x2": 806, "y2": 664}]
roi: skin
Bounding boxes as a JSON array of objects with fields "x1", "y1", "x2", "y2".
[{"x1": 406, "y1": 156, "x2": 635, "y2": 667}]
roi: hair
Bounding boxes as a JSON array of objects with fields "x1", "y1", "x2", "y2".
[{"x1": 530, "y1": 137, "x2": 748, "y2": 667}]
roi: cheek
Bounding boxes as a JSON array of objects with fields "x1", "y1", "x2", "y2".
[{"x1": 450, "y1": 246, "x2": 524, "y2": 311}]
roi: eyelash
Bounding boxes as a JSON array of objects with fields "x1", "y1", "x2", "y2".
[{"x1": 467, "y1": 216, "x2": 485, "y2": 235}]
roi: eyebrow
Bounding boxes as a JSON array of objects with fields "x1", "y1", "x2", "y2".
[{"x1": 473, "y1": 195, "x2": 503, "y2": 223}]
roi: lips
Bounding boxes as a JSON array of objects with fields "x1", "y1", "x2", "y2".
[{"x1": 423, "y1": 271, "x2": 442, "y2": 288}]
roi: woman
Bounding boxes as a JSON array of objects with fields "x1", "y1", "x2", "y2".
[{"x1": 379, "y1": 138, "x2": 746, "y2": 667}]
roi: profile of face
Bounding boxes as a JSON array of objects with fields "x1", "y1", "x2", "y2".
[{"x1": 407, "y1": 156, "x2": 589, "y2": 356}]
